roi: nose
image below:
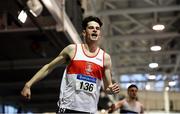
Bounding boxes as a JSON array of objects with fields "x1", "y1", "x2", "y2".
[{"x1": 93, "y1": 28, "x2": 97, "y2": 32}]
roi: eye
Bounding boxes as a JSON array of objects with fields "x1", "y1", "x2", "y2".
[
  {"x1": 88, "y1": 26, "x2": 94, "y2": 29},
  {"x1": 96, "y1": 27, "x2": 100, "y2": 30}
]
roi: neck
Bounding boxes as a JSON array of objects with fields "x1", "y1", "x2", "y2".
[
  {"x1": 84, "y1": 43, "x2": 98, "y2": 53},
  {"x1": 128, "y1": 97, "x2": 136, "y2": 102}
]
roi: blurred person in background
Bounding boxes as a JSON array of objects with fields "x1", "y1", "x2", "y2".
[{"x1": 108, "y1": 84, "x2": 144, "y2": 114}]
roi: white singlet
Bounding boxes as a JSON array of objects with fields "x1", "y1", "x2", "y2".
[
  {"x1": 58, "y1": 44, "x2": 105, "y2": 113},
  {"x1": 120, "y1": 99, "x2": 142, "y2": 114}
]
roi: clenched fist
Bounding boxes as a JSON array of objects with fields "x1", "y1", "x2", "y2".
[{"x1": 21, "y1": 84, "x2": 31, "y2": 100}]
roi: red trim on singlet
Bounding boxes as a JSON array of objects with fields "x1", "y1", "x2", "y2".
[
  {"x1": 103, "y1": 51, "x2": 105, "y2": 68},
  {"x1": 81, "y1": 44, "x2": 100, "y2": 58},
  {"x1": 67, "y1": 60, "x2": 104, "y2": 80}
]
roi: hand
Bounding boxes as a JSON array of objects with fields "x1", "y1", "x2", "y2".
[
  {"x1": 108, "y1": 83, "x2": 120, "y2": 94},
  {"x1": 108, "y1": 104, "x2": 116, "y2": 113},
  {"x1": 21, "y1": 84, "x2": 31, "y2": 100}
]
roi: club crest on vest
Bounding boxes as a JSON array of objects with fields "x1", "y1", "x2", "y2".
[{"x1": 85, "y1": 62, "x2": 92, "y2": 74}]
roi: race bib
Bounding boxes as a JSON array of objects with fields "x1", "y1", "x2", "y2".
[{"x1": 76, "y1": 74, "x2": 97, "y2": 93}]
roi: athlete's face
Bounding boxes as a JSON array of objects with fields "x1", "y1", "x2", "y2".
[
  {"x1": 83, "y1": 21, "x2": 101, "y2": 41},
  {"x1": 128, "y1": 87, "x2": 138, "y2": 99}
]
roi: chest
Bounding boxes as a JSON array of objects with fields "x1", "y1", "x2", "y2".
[
  {"x1": 122, "y1": 101, "x2": 141, "y2": 112},
  {"x1": 67, "y1": 60, "x2": 104, "y2": 79}
]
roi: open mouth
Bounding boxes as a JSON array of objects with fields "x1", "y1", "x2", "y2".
[{"x1": 91, "y1": 33, "x2": 97, "y2": 37}]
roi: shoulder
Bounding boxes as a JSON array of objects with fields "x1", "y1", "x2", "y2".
[
  {"x1": 136, "y1": 101, "x2": 144, "y2": 107},
  {"x1": 140, "y1": 102, "x2": 144, "y2": 107},
  {"x1": 117, "y1": 99, "x2": 126, "y2": 104},
  {"x1": 66, "y1": 44, "x2": 76, "y2": 50},
  {"x1": 104, "y1": 52, "x2": 111, "y2": 60},
  {"x1": 116, "y1": 99, "x2": 126, "y2": 107},
  {"x1": 62, "y1": 44, "x2": 76, "y2": 53},
  {"x1": 121, "y1": 99, "x2": 127, "y2": 104},
  {"x1": 60, "y1": 44, "x2": 76, "y2": 58}
]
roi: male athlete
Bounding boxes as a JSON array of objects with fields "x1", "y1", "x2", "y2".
[{"x1": 21, "y1": 16, "x2": 120, "y2": 113}]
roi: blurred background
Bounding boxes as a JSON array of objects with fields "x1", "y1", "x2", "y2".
[{"x1": 0, "y1": 0, "x2": 180, "y2": 114}]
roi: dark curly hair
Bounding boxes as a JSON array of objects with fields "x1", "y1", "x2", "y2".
[
  {"x1": 82, "y1": 16, "x2": 103, "y2": 30},
  {"x1": 128, "y1": 84, "x2": 138, "y2": 90}
]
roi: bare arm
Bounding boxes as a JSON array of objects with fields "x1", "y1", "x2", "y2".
[
  {"x1": 108, "y1": 100, "x2": 124, "y2": 113},
  {"x1": 25, "y1": 56, "x2": 66, "y2": 88},
  {"x1": 21, "y1": 44, "x2": 75, "y2": 99},
  {"x1": 140, "y1": 103, "x2": 144, "y2": 114},
  {"x1": 102, "y1": 53, "x2": 120, "y2": 94}
]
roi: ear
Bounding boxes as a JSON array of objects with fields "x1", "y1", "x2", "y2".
[{"x1": 82, "y1": 30, "x2": 86, "y2": 37}]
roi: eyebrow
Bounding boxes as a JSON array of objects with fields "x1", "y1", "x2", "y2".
[{"x1": 88, "y1": 25, "x2": 100, "y2": 27}]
